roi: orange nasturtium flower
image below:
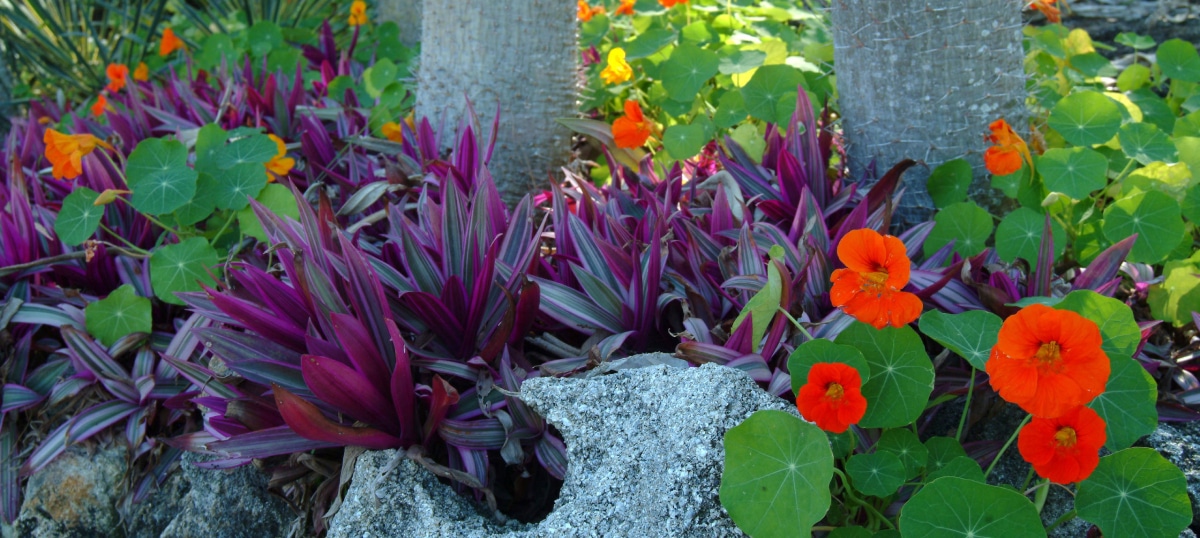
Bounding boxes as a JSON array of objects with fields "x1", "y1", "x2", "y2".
[
  {"x1": 1018, "y1": 405, "x2": 1106, "y2": 484},
  {"x1": 43, "y1": 129, "x2": 111, "y2": 181},
  {"x1": 796, "y1": 362, "x2": 868, "y2": 434},
  {"x1": 133, "y1": 62, "x2": 150, "y2": 82},
  {"x1": 984, "y1": 118, "x2": 1031, "y2": 176},
  {"x1": 577, "y1": 0, "x2": 605, "y2": 21},
  {"x1": 381, "y1": 122, "x2": 404, "y2": 143},
  {"x1": 615, "y1": 0, "x2": 635, "y2": 16},
  {"x1": 160, "y1": 28, "x2": 185, "y2": 56},
  {"x1": 266, "y1": 134, "x2": 295, "y2": 182},
  {"x1": 612, "y1": 100, "x2": 652, "y2": 149},
  {"x1": 1029, "y1": 0, "x2": 1061, "y2": 23},
  {"x1": 986, "y1": 304, "x2": 1109, "y2": 419},
  {"x1": 348, "y1": 0, "x2": 368, "y2": 26},
  {"x1": 90, "y1": 94, "x2": 109, "y2": 117},
  {"x1": 600, "y1": 47, "x2": 633, "y2": 85},
  {"x1": 105, "y1": 64, "x2": 129, "y2": 93},
  {"x1": 659, "y1": 0, "x2": 689, "y2": 7},
  {"x1": 829, "y1": 228, "x2": 923, "y2": 329}
]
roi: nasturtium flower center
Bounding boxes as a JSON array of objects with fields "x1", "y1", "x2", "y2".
[
  {"x1": 824, "y1": 382, "x2": 845, "y2": 401},
  {"x1": 1054, "y1": 426, "x2": 1077, "y2": 448},
  {"x1": 862, "y1": 270, "x2": 889, "y2": 290},
  {"x1": 1035, "y1": 341, "x2": 1062, "y2": 366}
]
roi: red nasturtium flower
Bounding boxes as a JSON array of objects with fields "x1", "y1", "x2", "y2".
[
  {"x1": 348, "y1": 0, "x2": 368, "y2": 26},
  {"x1": 615, "y1": 0, "x2": 635, "y2": 16},
  {"x1": 577, "y1": 0, "x2": 605, "y2": 21},
  {"x1": 90, "y1": 94, "x2": 108, "y2": 117},
  {"x1": 829, "y1": 228, "x2": 923, "y2": 329},
  {"x1": 105, "y1": 64, "x2": 129, "y2": 93},
  {"x1": 1018, "y1": 405, "x2": 1106, "y2": 484},
  {"x1": 160, "y1": 27, "x2": 185, "y2": 57},
  {"x1": 1029, "y1": 0, "x2": 1061, "y2": 23},
  {"x1": 796, "y1": 362, "x2": 868, "y2": 434},
  {"x1": 986, "y1": 304, "x2": 1109, "y2": 418},
  {"x1": 133, "y1": 62, "x2": 149, "y2": 82},
  {"x1": 659, "y1": 0, "x2": 689, "y2": 7},
  {"x1": 43, "y1": 129, "x2": 111, "y2": 181},
  {"x1": 265, "y1": 134, "x2": 295, "y2": 182},
  {"x1": 612, "y1": 100, "x2": 652, "y2": 149},
  {"x1": 984, "y1": 118, "x2": 1030, "y2": 176}
]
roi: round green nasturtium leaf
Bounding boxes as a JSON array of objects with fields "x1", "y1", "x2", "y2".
[
  {"x1": 197, "y1": 33, "x2": 239, "y2": 70},
  {"x1": 834, "y1": 323, "x2": 934, "y2": 429},
  {"x1": 363, "y1": 59, "x2": 398, "y2": 99},
  {"x1": 713, "y1": 91, "x2": 748, "y2": 129},
  {"x1": 1076, "y1": 448, "x2": 1192, "y2": 538},
  {"x1": 740, "y1": 65, "x2": 805, "y2": 124},
  {"x1": 661, "y1": 43, "x2": 719, "y2": 102},
  {"x1": 194, "y1": 123, "x2": 228, "y2": 175},
  {"x1": 923, "y1": 437, "x2": 968, "y2": 475},
  {"x1": 829, "y1": 430, "x2": 857, "y2": 460},
  {"x1": 718, "y1": 48, "x2": 767, "y2": 75},
  {"x1": 923, "y1": 201, "x2": 992, "y2": 258},
  {"x1": 54, "y1": 187, "x2": 104, "y2": 246},
  {"x1": 1101, "y1": 190, "x2": 1185, "y2": 264},
  {"x1": 215, "y1": 134, "x2": 277, "y2": 169},
  {"x1": 326, "y1": 75, "x2": 358, "y2": 102},
  {"x1": 926, "y1": 456, "x2": 985, "y2": 484},
  {"x1": 993, "y1": 207, "x2": 1067, "y2": 265},
  {"x1": 1123, "y1": 161, "x2": 1192, "y2": 199},
  {"x1": 828, "y1": 527, "x2": 872, "y2": 538},
  {"x1": 84, "y1": 284, "x2": 151, "y2": 347},
  {"x1": 1071, "y1": 53, "x2": 1117, "y2": 78},
  {"x1": 1157, "y1": 39, "x2": 1200, "y2": 83},
  {"x1": 899, "y1": 477, "x2": 1046, "y2": 538},
  {"x1": 1072, "y1": 217, "x2": 1110, "y2": 265},
  {"x1": 149, "y1": 237, "x2": 219, "y2": 305},
  {"x1": 1054, "y1": 289, "x2": 1141, "y2": 360},
  {"x1": 990, "y1": 164, "x2": 1026, "y2": 198},
  {"x1": 663, "y1": 120, "x2": 712, "y2": 161},
  {"x1": 125, "y1": 138, "x2": 198, "y2": 216},
  {"x1": 1037, "y1": 147, "x2": 1108, "y2": 200},
  {"x1": 846, "y1": 452, "x2": 906, "y2": 498},
  {"x1": 1116, "y1": 32, "x2": 1156, "y2": 50},
  {"x1": 238, "y1": 183, "x2": 301, "y2": 242},
  {"x1": 1119, "y1": 122, "x2": 1179, "y2": 165},
  {"x1": 787, "y1": 339, "x2": 871, "y2": 398},
  {"x1": 1117, "y1": 63, "x2": 1152, "y2": 92},
  {"x1": 680, "y1": 20, "x2": 713, "y2": 46},
  {"x1": 172, "y1": 173, "x2": 219, "y2": 227},
  {"x1": 720, "y1": 410, "x2": 833, "y2": 538},
  {"x1": 1047, "y1": 91, "x2": 1122, "y2": 146},
  {"x1": 213, "y1": 163, "x2": 268, "y2": 211},
  {"x1": 623, "y1": 28, "x2": 676, "y2": 60},
  {"x1": 247, "y1": 21, "x2": 283, "y2": 57},
  {"x1": 730, "y1": 123, "x2": 765, "y2": 163},
  {"x1": 875, "y1": 429, "x2": 928, "y2": 480},
  {"x1": 578, "y1": 14, "x2": 609, "y2": 47},
  {"x1": 1087, "y1": 355, "x2": 1158, "y2": 451},
  {"x1": 1149, "y1": 254, "x2": 1200, "y2": 327},
  {"x1": 917, "y1": 310, "x2": 1002, "y2": 371},
  {"x1": 926, "y1": 159, "x2": 972, "y2": 209}
]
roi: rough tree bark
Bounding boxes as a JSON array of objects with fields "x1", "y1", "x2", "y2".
[
  {"x1": 416, "y1": 0, "x2": 578, "y2": 207},
  {"x1": 378, "y1": 0, "x2": 422, "y2": 47},
  {"x1": 831, "y1": 0, "x2": 1026, "y2": 229}
]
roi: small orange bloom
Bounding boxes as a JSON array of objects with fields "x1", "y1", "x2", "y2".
[
  {"x1": 266, "y1": 134, "x2": 295, "y2": 182},
  {"x1": 90, "y1": 94, "x2": 108, "y2": 117},
  {"x1": 796, "y1": 362, "x2": 868, "y2": 434},
  {"x1": 348, "y1": 0, "x2": 368, "y2": 26},
  {"x1": 381, "y1": 121, "x2": 404, "y2": 143},
  {"x1": 43, "y1": 129, "x2": 111, "y2": 181},
  {"x1": 612, "y1": 100, "x2": 652, "y2": 149},
  {"x1": 160, "y1": 28, "x2": 185, "y2": 56},
  {"x1": 615, "y1": 0, "x2": 635, "y2": 15},
  {"x1": 829, "y1": 228, "x2": 923, "y2": 329},
  {"x1": 1018, "y1": 406, "x2": 1106, "y2": 484},
  {"x1": 986, "y1": 304, "x2": 1110, "y2": 418},
  {"x1": 105, "y1": 64, "x2": 129, "y2": 93},
  {"x1": 577, "y1": 0, "x2": 605, "y2": 21},
  {"x1": 133, "y1": 62, "x2": 149, "y2": 82},
  {"x1": 1029, "y1": 0, "x2": 1061, "y2": 23},
  {"x1": 659, "y1": 0, "x2": 689, "y2": 7},
  {"x1": 984, "y1": 118, "x2": 1030, "y2": 176}
]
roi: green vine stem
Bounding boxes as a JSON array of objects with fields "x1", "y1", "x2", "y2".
[{"x1": 984, "y1": 414, "x2": 1032, "y2": 479}]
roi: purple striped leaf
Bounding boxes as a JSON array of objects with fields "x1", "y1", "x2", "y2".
[
  {"x1": 21, "y1": 400, "x2": 140, "y2": 475},
  {"x1": 0, "y1": 385, "x2": 43, "y2": 414},
  {"x1": 273, "y1": 385, "x2": 403, "y2": 450},
  {"x1": 301, "y1": 354, "x2": 399, "y2": 434},
  {"x1": 530, "y1": 276, "x2": 624, "y2": 334},
  {"x1": 329, "y1": 313, "x2": 390, "y2": 394},
  {"x1": 438, "y1": 418, "x2": 505, "y2": 450},
  {"x1": 61, "y1": 327, "x2": 130, "y2": 382},
  {"x1": 0, "y1": 427, "x2": 17, "y2": 523},
  {"x1": 534, "y1": 432, "x2": 568, "y2": 481},
  {"x1": 203, "y1": 425, "x2": 340, "y2": 459},
  {"x1": 1073, "y1": 235, "x2": 1136, "y2": 291},
  {"x1": 386, "y1": 319, "x2": 417, "y2": 443}
]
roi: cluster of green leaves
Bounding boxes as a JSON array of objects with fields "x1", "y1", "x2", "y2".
[
  {"x1": 720, "y1": 289, "x2": 1189, "y2": 537},
  {"x1": 575, "y1": 0, "x2": 832, "y2": 172},
  {"x1": 923, "y1": 27, "x2": 1200, "y2": 326}
]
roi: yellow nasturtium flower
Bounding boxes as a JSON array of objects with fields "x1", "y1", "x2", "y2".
[
  {"x1": 266, "y1": 134, "x2": 295, "y2": 182},
  {"x1": 600, "y1": 48, "x2": 632, "y2": 85},
  {"x1": 381, "y1": 122, "x2": 404, "y2": 143},
  {"x1": 348, "y1": 0, "x2": 368, "y2": 26}
]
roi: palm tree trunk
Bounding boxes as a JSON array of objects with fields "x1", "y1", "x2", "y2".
[
  {"x1": 416, "y1": 0, "x2": 578, "y2": 207},
  {"x1": 831, "y1": 0, "x2": 1026, "y2": 228},
  {"x1": 378, "y1": 0, "x2": 422, "y2": 47}
]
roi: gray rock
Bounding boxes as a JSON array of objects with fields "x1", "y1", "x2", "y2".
[
  {"x1": 327, "y1": 362, "x2": 796, "y2": 537},
  {"x1": 15, "y1": 446, "x2": 126, "y2": 538},
  {"x1": 123, "y1": 467, "x2": 190, "y2": 538},
  {"x1": 159, "y1": 452, "x2": 295, "y2": 538}
]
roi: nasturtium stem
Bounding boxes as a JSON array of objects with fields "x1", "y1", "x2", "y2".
[
  {"x1": 99, "y1": 224, "x2": 150, "y2": 255},
  {"x1": 1033, "y1": 478, "x2": 1050, "y2": 514},
  {"x1": 113, "y1": 196, "x2": 178, "y2": 236},
  {"x1": 1020, "y1": 465, "x2": 1036, "y2": 493},
  {"x1": 984, "y1": 414, "x2": 1032, "y2": 479},
  {"x1": 210, "y1": 210, "x2": 237, "y2": 245},
  {"x1": 778, "y1": 307, "x2": 816, "y2": 342},
  {"x1": 1045, "y1": 509, "x2": 1077, "y2": 533},
  {"x1": 955, "y1": 369, "x2": 977, "y2": 443},
  {"x1": 832, "y1": 468, "x2": 897, "y2": 531}
]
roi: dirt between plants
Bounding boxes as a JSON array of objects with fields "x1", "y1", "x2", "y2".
[{"x1": 1052, "y1": 0, "x2": 1199, "y2": 51}]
